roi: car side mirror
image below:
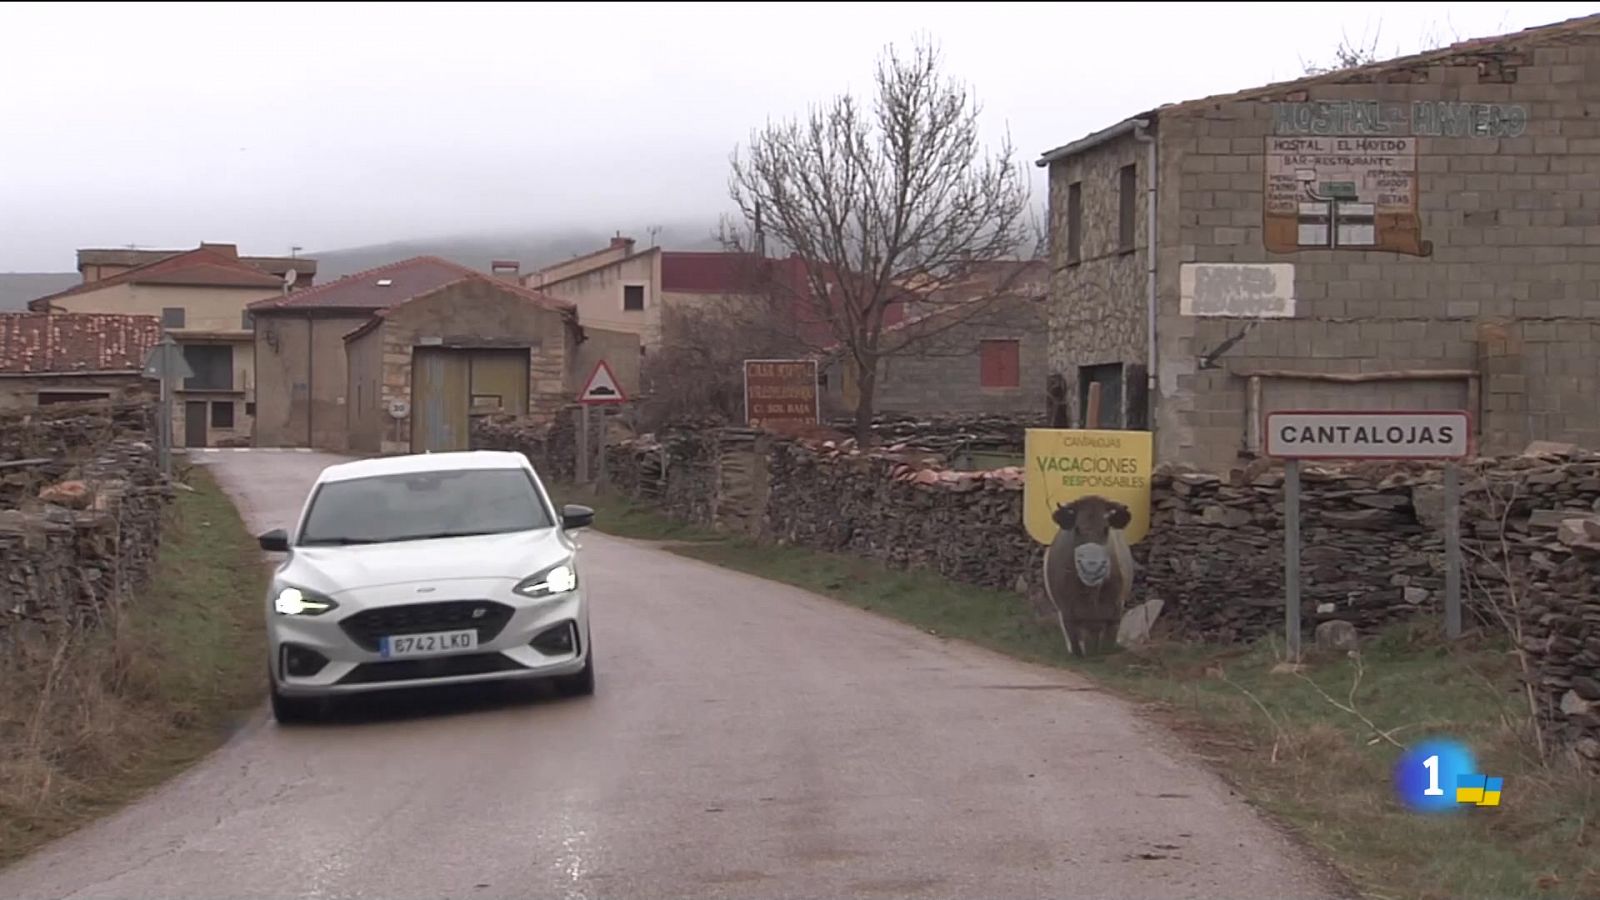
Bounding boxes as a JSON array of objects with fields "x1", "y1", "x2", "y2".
[
  {"x1": 561, "y1": 504, "x2": 594, "y2": 531},
  {"x1": 258, "y1": 529, "x2": 290, "y2": 553}
]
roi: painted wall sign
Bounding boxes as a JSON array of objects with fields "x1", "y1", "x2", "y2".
[
  {"x1": 743, "y1": 359, "x2": 819, "y2": 429},
  {"x1": 1263, "y1": 410, "x2": 1472, "y2": 460},
  {"x1": 1273, "y1": 101, "x2": 1528, "y2": 138},
  {"x1": 1264, "y1": 136, "x2": 1424, "y2": 255},
  {"x1": 1023, "y1": 429, "x2": 1153, "y2": 545},
  {"x1": 1179, "y1": 263, "x2": 1296, "y2": 317}
]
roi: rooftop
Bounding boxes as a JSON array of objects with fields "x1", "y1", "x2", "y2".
[
  {"x1": 249, "y1": 256, "x2": 574, "y2": 313},
  {"x1": 30, "y1": 245, "x2": 286, "y2": 309},
  {"x1": 0, "y1": 312, "x2": 163, "y2": 375}
]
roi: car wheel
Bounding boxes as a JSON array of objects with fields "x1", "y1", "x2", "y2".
[
  {"x1": 270, "y1": 678, "x2": 322, "y2": 725},
  {"x1": 554, "y1": 646, "x2": 595, "y2": 698}
]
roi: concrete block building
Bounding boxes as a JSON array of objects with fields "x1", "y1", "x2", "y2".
[{"x1": 1038, "y1": 14, "x2": 1600, "y2": 470}]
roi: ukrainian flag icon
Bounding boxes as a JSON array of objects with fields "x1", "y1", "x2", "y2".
[
  {"x1": 1456, "y1": 774, "x2": 1504, "y2": 806},
  {"x1": 1479, "y1": 777, "x2": 1504, "y2": 807}
]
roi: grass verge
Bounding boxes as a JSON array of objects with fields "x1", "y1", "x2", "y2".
[
  {"x1": 560, "y1": 484, "x2": 1600, "y2": 900},
  {"x1": 0, "y1": 466, "x2": 269, "y2": 869}
]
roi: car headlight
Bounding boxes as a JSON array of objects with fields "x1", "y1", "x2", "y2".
[
  {"x1": 272, "y1": 584, "x2": 338, "y2": 616},
  {"x1": 513, "y1": 559, "x2": 578, "y2": 598}
]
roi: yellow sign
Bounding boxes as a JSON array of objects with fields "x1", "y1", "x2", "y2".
[{"x1": 1023, "y1": 428, "x2": 1153, "y2": 545}]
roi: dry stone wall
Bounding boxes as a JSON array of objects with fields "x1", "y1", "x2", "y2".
[
  {"x1": 0, "y1": 401, "x2": 171, "y2": 649},
  {"x1": 473, "y1": 413, "x2": 1600, "y2": 766}
]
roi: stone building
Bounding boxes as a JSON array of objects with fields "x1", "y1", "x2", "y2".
[
  {"x1": 249, "y1": 257, "x2": 640, "y2": 453},
  {"x1": 1038, "y1": 14, "x2": 1600, "y2": 470},
  {"x1": 818, "y1": 261, "x2": 1050, "y2": 419}
]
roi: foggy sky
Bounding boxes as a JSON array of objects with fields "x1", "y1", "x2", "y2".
[{"x1": 1, "y1": 1, "x2": 1592, "y2": 271}]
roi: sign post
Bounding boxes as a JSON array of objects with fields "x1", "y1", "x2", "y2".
[
  {"x1": 576, "y1": 360, "x2": 627, "y2": 488},
  {"x1": 142, "y1": 336, "x2": 192, "y2": 478},
  {"x1": 1263, "y1": 409, "x2": 1473, "y2": 658},
  {"x1": 743, "y1": 359, "x2": 819, "y2": 430}
]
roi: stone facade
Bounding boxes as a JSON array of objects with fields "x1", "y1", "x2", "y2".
[
  {"x1": 1043, "y1": 15, "x2": 1600, "y2": 471},
  {"x1": 819, "y1": 295, "x2": 1050, "y2": 419}
]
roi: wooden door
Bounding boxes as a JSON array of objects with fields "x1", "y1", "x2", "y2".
[
  {"x1": 467, "y1": 349, "x2": 529, "y2": 418},
  {"x1": 410, "y1": 348, "x2": 470, "y2": 452},
  {"x1": 184, "y1": 400, "x2": 208, "y2": 448}
]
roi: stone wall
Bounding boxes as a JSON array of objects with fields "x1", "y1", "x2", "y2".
[{"x1": 0, "y1": 401, "x2": 171, "y2": 649}]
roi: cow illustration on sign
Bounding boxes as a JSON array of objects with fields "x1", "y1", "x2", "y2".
[{"x1": 1041, "y1": 494, "x2": 1135, "y2": 658}]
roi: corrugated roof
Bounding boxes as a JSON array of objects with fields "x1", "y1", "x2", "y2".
[
  {"x1": 29, "y1": 246, "x2": 284, "y2": 309},
  {"x1": 249, "y1": 256, "x2": 575, "y2": 313},
  {"x1": 0, "y1": 313, "x2": 162, "y2": 374}
]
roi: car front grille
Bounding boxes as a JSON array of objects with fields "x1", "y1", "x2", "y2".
[
  {"x1": 339, "y1": 600, "x2": 516, "y2": 652},
  {"x1": 337, "y1": 652, "x2": 530, "y2": 685}
]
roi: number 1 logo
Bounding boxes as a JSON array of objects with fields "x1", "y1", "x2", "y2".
[{"x1": 1394, "y1": 739, "x2": 1476, "y2": 813}]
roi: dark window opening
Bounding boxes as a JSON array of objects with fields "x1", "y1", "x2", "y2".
[
  {"x1": 1078, "y1": 362, "x2": 1125, "y2": 429},
  {"x1": 182, "y1": 344, "x2": 233, "y2": 390},
  {"x1": 623, "y1": 284, "x2": 645, "y2": 311},
  {"x1": 38, "y1": 391, "x2": 110, "y2": 405},
  {"x1": 211, "y1": 401, "x2": 235, "y2": 429},
  {"x1": 1118, "y1": 164, "x2": 1137, "y2": 253},
  {"x1": 161, "y1": 307, "x2": 186, "y2": 328},
  {"x1": 242, "y1": 310, "x2": 255, "y2": 330},
  {"x1": 1066, "y1": 181, "x2": 1083, "y2": 265},
  {"x1": 245, "y1": 401, "x2": 256, "y2": 416}
]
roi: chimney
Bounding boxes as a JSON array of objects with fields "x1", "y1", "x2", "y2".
[
  {"x1": 199, "y1": 242, "x2": 238, "y2": 258},
  {"x1": 610, "y1": 236, "x2": 634, "y2": 252},
  {"x1": 490, "y1": 260, "x2": 520, "y2": 282}
]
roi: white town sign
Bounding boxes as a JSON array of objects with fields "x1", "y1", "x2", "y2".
[{"x1": 1264, "y1": 410, "x2": 1471, "y2": 460}]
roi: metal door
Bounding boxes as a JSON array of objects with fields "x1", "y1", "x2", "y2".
[
  {"x1": 411, "y1": 348, "x2": 470, "y2": 452},
  {"x1": 184, "y1": 400, "x2": 208, "y2": 447}
]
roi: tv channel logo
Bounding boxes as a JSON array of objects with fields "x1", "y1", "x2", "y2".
[{"x1": 1393, "y1": 738, "x2": 1504, "y2": 813}]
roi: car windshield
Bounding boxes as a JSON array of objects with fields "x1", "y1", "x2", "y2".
[{"x1": 297, "y1": 467, "x2": 553, "y2": 545}]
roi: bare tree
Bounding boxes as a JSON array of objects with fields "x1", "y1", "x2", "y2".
[
  {"x1": 723, "y1": 38, "x2": 1039, "y2": 444},
  {"x1": 639, "y1": 294, "x2": 805, "y2": 430},
  {"x1": 1300, "y1": 16, "x2": 1466, "y2": 76}
]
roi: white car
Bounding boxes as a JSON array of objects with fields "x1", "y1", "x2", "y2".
[{"x1": 257, "y1": 450, "x2": 595, "y2": 724}]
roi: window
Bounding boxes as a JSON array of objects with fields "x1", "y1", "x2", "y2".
[
  {"x1": 1118, "y1": 164, "x2": 1137, "y2": 253},
  {"x1": 623, "y1": 284, "x2": 645, "y2": 311},
  {"x1": 297, "y1": 468, "x2": 554, "y2": 546},
  {"x1": 979, "y1": 339, "x2": 1021, "y2": 389},
  {"x1": 242, "y1": 310, "x2": 255, "y2": 330},
  {"x1": 211, "y1": 401, "x2": 235, "y2": 429},
  {"x1": 161, "y1": 307, "x2": 186, "y2": 328},
  {"x1": 182, "y1": 344, "x2": 233, "y2": 390},
  {"x1": 245, "y1": 401, "x2": 256, "y2": 416},
  {"x1": 1066, "y1": 181, "x2": 1083, "y2": 265}
]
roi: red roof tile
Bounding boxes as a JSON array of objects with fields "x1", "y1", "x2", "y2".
[
  {"x1": 0, "y1": 313, "x2": 163, "y2": 374},
  {"x1": 250, "y1": 256, "x2": 575, "y2": 313},
  {"x1": 29, "y1": 246, "x2": 283, "y2": 309}
]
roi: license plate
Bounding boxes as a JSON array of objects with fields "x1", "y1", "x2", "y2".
[{"x1": 379, "y1": 629, "x2": 478, "y2": 659}]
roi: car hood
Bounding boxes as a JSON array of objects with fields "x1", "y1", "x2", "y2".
[{"x1": 277, "y1": 528, "x2": 573, "y2": 595}]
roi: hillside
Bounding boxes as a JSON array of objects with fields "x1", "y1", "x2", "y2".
[
  {"x1": 0, "y1": 273, "x2": 77, "y2": 311},
  {"x1": 305, "y1": 224, "x2": 724, "y2": 281}
]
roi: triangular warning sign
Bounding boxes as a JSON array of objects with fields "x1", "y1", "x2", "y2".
[{"x1": 577, "y1": 359, "x2": 627, "y2": 404}]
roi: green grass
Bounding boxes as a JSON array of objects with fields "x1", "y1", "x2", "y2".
[
  {"x1": 565, "y1": 486, "x2": 1600, "y2": 900},
  {"x1": 0, "y1": 466, "x2": 270, "y2": 869}
]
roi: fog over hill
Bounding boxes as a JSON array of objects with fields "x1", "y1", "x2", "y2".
[{"x1": 305, "y1": 223, "x2": 724, "y2": 282}]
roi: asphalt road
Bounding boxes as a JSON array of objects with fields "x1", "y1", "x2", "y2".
[{"x1": 0, "y1": 451, "x2": 1351, "y2": 900}]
